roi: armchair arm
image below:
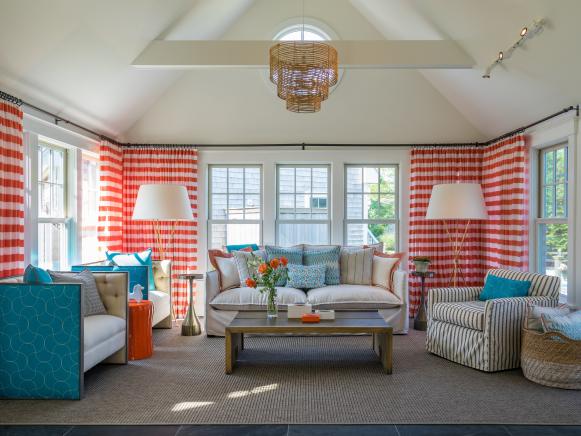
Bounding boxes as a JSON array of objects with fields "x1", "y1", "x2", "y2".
[
  {"x1": 427, "y1": 286, "x2": 483, "y2": 320},
  {"x1": 483, "y1": 295, "x2": 558, "y2": 372}
]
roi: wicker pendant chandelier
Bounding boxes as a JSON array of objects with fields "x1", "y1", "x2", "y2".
[{"x1": 270, "y1": 41, "x2": 338, "y2": 113}]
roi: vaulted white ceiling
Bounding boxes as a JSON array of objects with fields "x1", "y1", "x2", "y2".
[{"x1": 0, "y1": 0, "x2": 579, "y2": 144}]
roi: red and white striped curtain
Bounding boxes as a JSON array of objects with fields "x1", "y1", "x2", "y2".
[
  {"x1": 482, "y1": 134, "x2": 529, "y2": 270},
  {"x1": 408, "y1": 135, "x2": 529, "y2": 316},
  {"x1": 0, "y1": 101, "x2": 24, "y2": 278},
  {"x1": 408, "y1": 147, "x2": 486, "y2": 316},
  {"x1": 97, "y1": 140, "x2": 124, "y2": 253},
  {"x1": 122, "y1": 146, "x2": 198, "y2": 318}
]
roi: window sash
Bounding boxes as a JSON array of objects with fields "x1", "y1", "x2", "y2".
[
  {"x1": 38, "y1": 142, "x2": 68, "y2": 219},
  {"x1": 276, "y1": 165, "x2": 331, "y2": 244},
  {"x1": 344, "y1": 164, "x2": 399, "y2": 250},
  {"x1": 276, "y1": 164, "x2": 331, "y2": 220},
  {"x1": 536, "y1": 144, "x2": 569, "y2": 297},
  {"x1": 208, "y1": 165, "x2": 263, "y2": 248},
  {"x1": 539, "y1": 144, "x2": 568, "y2": 219}
]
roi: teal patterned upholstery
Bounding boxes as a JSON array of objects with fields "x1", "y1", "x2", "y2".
[
  {"x1": 303, "y1": 246, "x2": 340, "y2": 285},
  {"x1": 0, "y1": 283, "x2": 82, "y2": 399}
]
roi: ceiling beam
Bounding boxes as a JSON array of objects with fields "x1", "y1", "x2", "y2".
[{"x1": 132, "y1": 40, "x2": 474, "y2": 69}]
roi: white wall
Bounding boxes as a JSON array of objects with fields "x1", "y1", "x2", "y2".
[
  {"x1": 195, "y1": 146, "x2": 411, "y2": 315},
  {"x1": 527, "y1": 112, "x2": 580, "y2": 308}
]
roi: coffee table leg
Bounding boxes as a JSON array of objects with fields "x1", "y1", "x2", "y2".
[
  {"x1": 378, "y1": 332, "x2": 393, "y2": 374},
  {"x1": 240, "y1": 333, "x2": 244, "y2": 350},
  {"x1": 225, "y1": 330, "x2": 239, "y2": 374}
]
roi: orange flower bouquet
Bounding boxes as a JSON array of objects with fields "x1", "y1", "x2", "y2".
[{"x1": 245, "y1": 256, "x2": 288, "y2": 319}]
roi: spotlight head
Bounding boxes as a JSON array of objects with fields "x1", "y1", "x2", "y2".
[
  {"x1": 520, "y1": 27, "x2": 528, "y2": 37},
  {"x1": 498, "y1": 51, "x2": 504, "y2": 60}
]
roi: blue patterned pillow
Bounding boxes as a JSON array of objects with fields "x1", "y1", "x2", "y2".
[
  {"x1": 303, "y1": 246, "x2": 340, "y2": 285},
  {"x1": 286, "y1": 264, "x2": 326, "y2": 290},
  {"x1": 541, "y1": 310, "x2": 581, "y2": 340},
  {"x1": 265, "y1": 245, "x2": 303, "y2": 286}
]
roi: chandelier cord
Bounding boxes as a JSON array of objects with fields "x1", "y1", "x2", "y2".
[{"x1": 301, "y1": 0, "x2": 305, "y2": 41}]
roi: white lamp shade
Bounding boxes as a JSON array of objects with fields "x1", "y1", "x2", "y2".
[
  {"x1": 132, "y1": 184, "x2": 194, "y2": 221},
  {"x1": 425, "y1": 183, "x2": 488, "y2": 220}
]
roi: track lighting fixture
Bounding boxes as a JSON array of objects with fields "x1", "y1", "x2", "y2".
[{"x1": 482, "y1": 19, "x2": 545, "y2": 78}]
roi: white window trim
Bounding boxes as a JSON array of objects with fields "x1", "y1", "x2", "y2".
[
  {"x1": 275, "y1": 164, "x2": 332, "y2": 245},
  {"x1": 207, "y1": 164, "x2": 263, "y2": 249},
  {"x1": 343, "y1": 164, "x2": 400, "y2": 251},
  {"x1": 535, "y1": 143, "x2": 569, "y2": 298},
  {"x1": 34, "y1": 138, "x2": 76, "y2": 269}
]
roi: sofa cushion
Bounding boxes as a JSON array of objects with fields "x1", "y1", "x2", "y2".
[
  {"x1": 340, "y1": 247, "x2": 374, "y2": 285},
  {"x1": 432, "y1": 301, "x2": 486, "y2": 331},
  {"x1": 287, "y1": 264, "x2": 326, "y2": 290},
  {"x1": 210, "y1": 286, "x2": 307, "y2": 311},
  {"x1": 372, "y1": 254, "x2": 403, "y2": 292},
  {"x1": 232, "y1": 249, "x2": 267, "y2": 283},
  {"x1": 149, "y1": 290, "x2": 171, "y2": 326},
  {"x1": 303, "y1": 246, "x2": 341, "y2": 285},
  {"x1": 84, "y1": 314, "x2": 126, "y2": 372},
  {"x1": 265, "y1": 245, "x2": 303, "y2": 286},
  {"x1": 307, "y1": 285, "x2": 402, "y2": 309}
]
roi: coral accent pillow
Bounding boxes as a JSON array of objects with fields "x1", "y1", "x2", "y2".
[
  {"x1": 372, "y1": 252, "x2": 405, "y2": 293},
  {"x1": 208, "y1": 249, "x2": 240, "y2": 291}
]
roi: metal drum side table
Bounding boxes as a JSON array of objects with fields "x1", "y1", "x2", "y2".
[
  {"x1": 412, "y1": 271, "x2": 435, "y2": 331},
  {"x1": 179, "y1": 273, "x2": 204, "y2": 336}
]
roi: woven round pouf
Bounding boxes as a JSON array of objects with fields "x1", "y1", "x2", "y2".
[{"x1": 521, "y1": 328, "x2": 581, "y2": 390}]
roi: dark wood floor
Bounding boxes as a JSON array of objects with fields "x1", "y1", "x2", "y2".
[{"x1": 1, "y1": 425, "x2": 580, "y2": 436}]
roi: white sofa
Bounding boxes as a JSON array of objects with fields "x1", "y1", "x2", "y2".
[{"x1": 205, "y1": 268, "x2": 409, "y2": 336}]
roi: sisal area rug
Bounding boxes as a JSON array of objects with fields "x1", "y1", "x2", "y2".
[{"x1": 0, "y1": 327, "x2": 579, "y2": 425}]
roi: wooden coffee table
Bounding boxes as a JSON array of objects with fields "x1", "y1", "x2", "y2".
[{"x1": 225, "y1": 311, "x2": 393, "y2": 374}]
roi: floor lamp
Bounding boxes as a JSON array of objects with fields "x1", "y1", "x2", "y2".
[
  {"x1": 425, "y1": 183, "x2": 488, "y2": 287},
  {"x1": 132, "y1": 184, "x2": 200, "y2": 334}
]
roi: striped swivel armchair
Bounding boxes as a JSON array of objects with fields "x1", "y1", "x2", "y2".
[{"x1": 426, "y1": 269, "x2": 561, "y2": 372}]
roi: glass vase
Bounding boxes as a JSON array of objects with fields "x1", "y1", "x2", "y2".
[{"x1": 266, "y1": 289, "x2": 278, "y2": 319}]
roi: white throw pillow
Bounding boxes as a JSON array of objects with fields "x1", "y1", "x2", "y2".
[
  {"x1": 372, "y1": 256, "x2": 399, "y2": 290},
  {"x1": 215, "y1": 256, "x2": 240, "y2": 291}
]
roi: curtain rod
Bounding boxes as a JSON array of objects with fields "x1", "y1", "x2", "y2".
[
  {"x1": 483, "y1": 105, "x2": 579, "y2": 145},
  {"x1": 1, "y1": 89, "x2": 578, "y2": 149},
  {"x1": 0, "y1": 90, "x2": 122, "y2": 145}
]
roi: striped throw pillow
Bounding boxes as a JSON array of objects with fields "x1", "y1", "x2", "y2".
[{"x1": 340, "y1": 247, "x2": 374, "y2": 285}]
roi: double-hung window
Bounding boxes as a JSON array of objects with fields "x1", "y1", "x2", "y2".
[
  {"x1": 208, "y1": 165, "x2": 262, "y2": 249},
  {"x1": 80, "y1": 150, "x2": 101, "y2": 263},
  {"x1": 276, "y1": 165, "x2": 330, "y2": 245},
  {"x1": 344, "y1": 165, "x2": 398, "y2": 252},
  {"x1": 537, "y1": 144, "x2": 568, "y2": 296},
  {"x1": 37, "y1": 142, "x2": 68, "y2": 269}
]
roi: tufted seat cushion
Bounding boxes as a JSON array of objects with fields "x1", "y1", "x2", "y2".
[
  {"x1": 210, "y1": 286, "x2": 307, "y2": 311},
  {"x1": 307, "y1": 285, "x2": 402, "y2": 309},
  {"x1": 432, "y1": 301, "x2": 486, "y2": 331}
]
